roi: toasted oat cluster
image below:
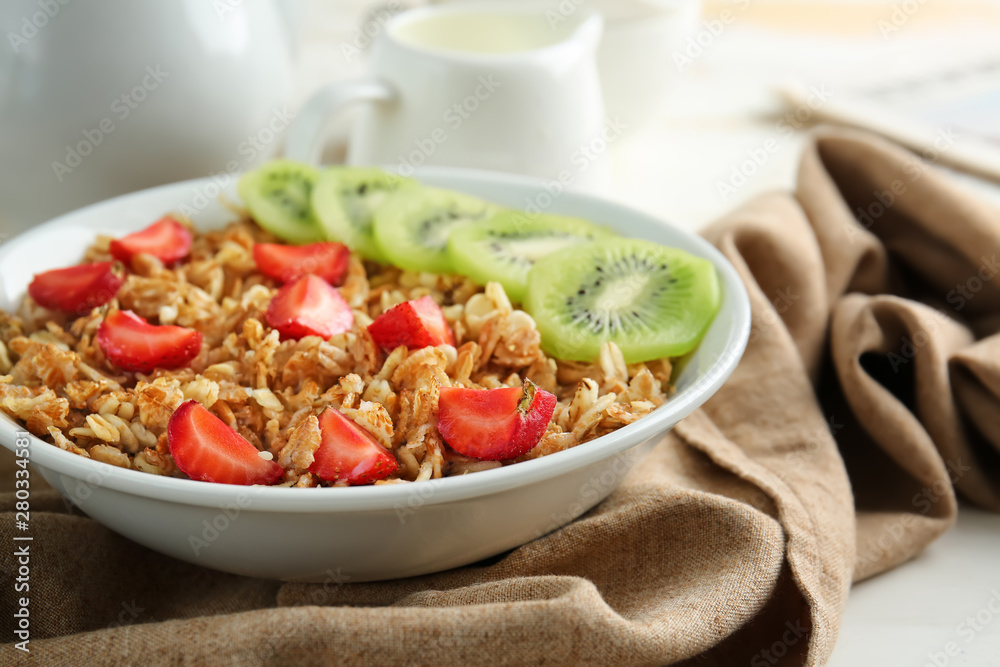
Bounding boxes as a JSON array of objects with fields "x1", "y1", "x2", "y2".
[{"x1": 0, "y1": 217, "x2": 672, "y2": 486}]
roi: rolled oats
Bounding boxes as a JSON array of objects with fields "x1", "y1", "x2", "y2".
[{"x1": 0, "y1": 220, "x2": 673, "y2": 484}]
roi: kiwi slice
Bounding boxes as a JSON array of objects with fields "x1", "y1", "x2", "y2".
[
  {"x1": 238, "y1": 160, "x2": 324, "y2": 244},
  {"x1": 312, "y1": 167, "x2": 414, "y2": 262},
  {"x1": 525, "y1": 239, "x2": 721, "y2": 363},
  {"x1": 373, "y1": 185, "x2": 500, "y2": 274},
  {"x1": 447, "y1": 211, "x2": 616, "y2": 303}
]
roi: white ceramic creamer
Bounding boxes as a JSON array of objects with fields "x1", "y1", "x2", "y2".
[{"x1": 284, "y1": 2, "x2": 609, "y2": 190}]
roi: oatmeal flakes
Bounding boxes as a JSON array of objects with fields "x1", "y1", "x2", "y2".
[{"x1": 0, "y1": 218, "x2": 677, "y2": 485}]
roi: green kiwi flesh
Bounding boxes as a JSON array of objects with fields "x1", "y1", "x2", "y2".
[
  {"x1": 374, "y1": 185, "x2": 500, "y2": 273},
  {"x1": 312, "y1": 167, "x2": 413, "y2": 262},
  {"x1": 525, "y1": 239, "x2": 721, "y2": 362},
  {"x1": 446, "y1": 211, "x2": 616, "y2": 303},
  {"x1": 237, "y1": 160, "x2": 324, "y2": 244}
]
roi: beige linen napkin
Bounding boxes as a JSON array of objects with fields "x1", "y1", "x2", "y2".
[{"x1": 3, "y1": 128, "x2": 1000, "y2": 666}]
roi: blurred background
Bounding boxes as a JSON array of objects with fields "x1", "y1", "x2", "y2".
[
  {"x1": 2, "y1": 1, "x2": 1000, "y2": 662},
  {"x1": 298, "y1": 0, "x2": 1000, "y2": 224},
  {"x1": 2, "y1": 0, "x2": 1000, "y2": 238}
]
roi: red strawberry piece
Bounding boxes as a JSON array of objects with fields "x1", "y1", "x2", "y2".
[
  {"x1": 110, "y1": 217, "x2": 192, "y2": 264},
  {"x1": 168, "y1": 400, "x2": 283, "y2": 486},
  {"x1": 309, "y1": 407, "x2": 397, "y2": 485},
  {"x1": 367, "y1": 295, "x2": 454, "y2": 352},
  {"x1": 27, "y1": 261, "x2": 125, "y2": 314},
  {"x1": 265, "y1": 274, "x2": 354, "y2": 341},
  {"x1": 97, "y1": 310, "x2": 202, "y2": 374},
  {"x1": 253, "y1": 242, "x2": 351, "y2": 285},
  {"x1": 437, "y1": 380, "x2": 557, "y2": 461}
]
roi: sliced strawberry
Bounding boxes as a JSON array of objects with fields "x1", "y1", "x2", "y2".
[
  {"x1": 97, "y1": 310, "x2": 202, "y2": 373},
  {"x1": 437, "y1": 380, "x2": 557, "y2": 461},
  {"x1": 110, "y1": 217, "x2": 192, "y2": 265},
  {"x1": 367, "y1": 295, "x2": 454, "y2": 352},
  {"x1": 253, "y1": 242, "x2": 350, "y2": 285},
  {"x1": 28, "y1": 261, "x2": 125, "y2": 314},
  {"x1": 265, "y1": 274, "x2": 354, "y2": 341},
  {"x1": 309, "y1": 407, "x2": 397, "y2": 485},
  {"x1": 168, "y1": 400, "x2": 283, "y2": 485}
]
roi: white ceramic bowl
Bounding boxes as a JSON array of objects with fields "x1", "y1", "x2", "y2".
[{"x1": 0, "y1": 168, "x2": 750, "y2": 582}]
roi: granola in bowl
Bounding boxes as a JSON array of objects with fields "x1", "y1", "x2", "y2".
[
  {"x1": 0, "y1": 218, "x2": 673, "y2": 487},
  {"x1": 0, "y1": 165, "x2": 750, "y2": 582},
  {"x1": 0, "y1": 163, "x2": 722, "y2": 488}
]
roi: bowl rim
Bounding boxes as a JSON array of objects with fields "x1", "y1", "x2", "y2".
[{"x1": 0, "y1": 166, "x2": 750, "y2": 513}]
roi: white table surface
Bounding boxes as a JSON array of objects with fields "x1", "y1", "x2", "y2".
[{"x1": 299, "y1": 2, "x2": 1000, "y2": 664}]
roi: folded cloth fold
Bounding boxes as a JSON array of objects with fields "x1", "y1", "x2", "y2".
[{"x1": 3, "y1": 128, "x2": 999, "y2": 666}]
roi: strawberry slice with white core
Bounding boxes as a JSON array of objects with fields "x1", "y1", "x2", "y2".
[
  {"x1": 265, "y1": 274, "x2": 354, "y2": 341},
  {"x1": 253, "y1": 241, "x2": 351, "y2": 285},
  {"x1": 97, "y1": 310, "x2": 202, "y2": 374},
  {"x1": 110, "y1": 217, "x2": 192, "y2": 265},
  {"x1": 168, "y1": 400, "x2": 283, "y2": 486},
  {"x1": 367, "y1": 295, "x2": 454, "y2": 352},
  {"x1": 28, "y1": 261, "x2": 125, "y2": 313},
  {"x1": 437, "y1": 380, "x2": 557, "y2": 461},
  {"x1": 309, "y1": 407, "x2": 398, "y2": 485}
]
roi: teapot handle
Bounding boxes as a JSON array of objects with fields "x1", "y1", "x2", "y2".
[{"x1": 284, "y1": 80, "x2": 395, "y2": 165}]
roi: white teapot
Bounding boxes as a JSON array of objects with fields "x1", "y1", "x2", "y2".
[{"x1": 0, "y1": 0, "x2": 302, "y2": 235}]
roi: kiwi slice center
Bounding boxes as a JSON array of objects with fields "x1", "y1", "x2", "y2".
[
  {"x1": 593, "y1": 273, "x2": 651, "y2": 313},
  {"x1": 422, "y1": 209, "x2": 490, "y2": 250},
  {"x1": 565, "y1": 257, "x2": 678, "y2": 336},
  {"x1": 266, "y1": 173, "x2": 313, "y2": 219},
  {"x1": 490, "y1": 233, "x2": 584, "y2": 268},
  {"x1": 344, "y1": 186, "x2": 392, "y2": 234}
]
